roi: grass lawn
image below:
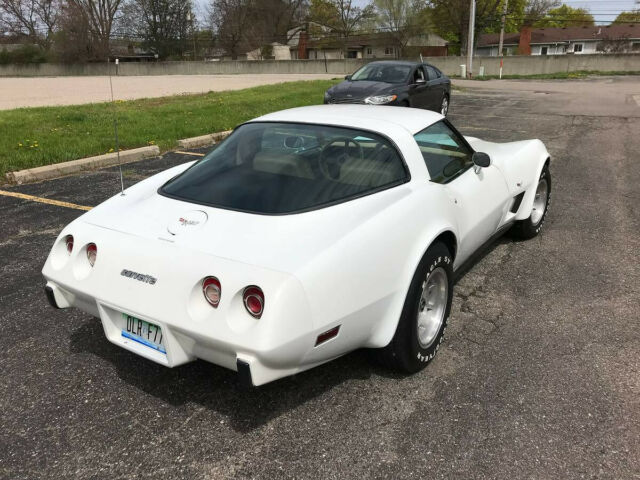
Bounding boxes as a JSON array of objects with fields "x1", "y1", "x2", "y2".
[{"x1": 0, "y1": 79, "x2": 339, "y2": 179}]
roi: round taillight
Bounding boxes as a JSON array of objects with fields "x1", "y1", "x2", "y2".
[
  {"x1": 243, "y1": 286, "x2": 264, "y2": 318},
  {"x1": 202, "y1": 277, "x2": 221, "y2": 307},
  {"x1": 65, "y1": 235, "x2": 74, "y2": 255},
  {"x1": 86, "y1": 243, "x2": 97, "y2": 267}
]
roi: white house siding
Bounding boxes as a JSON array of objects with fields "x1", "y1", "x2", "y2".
[
  {"x1": 531, "y1": 44, "x2": 567, "y2": 55},
  {"x1": 307, "y1": 49, "x2": 343, "y2": 60},
  {"x1": 363, "y1": 46, "x2": 398, "y2": 59},
  {"x1": 476, "y1": 46, "x2": 519, "y2": 56},
  {"x1": 272, "y1": 45, "x2": 292, "y2": 60},
  {"x1": 531, "y1": 41, "x2": 598, "y2": 55},
  {"x1": 308, "y1": 47, "x2": 395, "y2": 60},
  {"x1": 481, "y1": 40, "x2": 602, "y2": 56},
  {"x1": 246, "y1": 44, "x2": 292, "y2": 61},
  {"x1": 567, "y1": 41, "x2": 598, "y2": 54}
]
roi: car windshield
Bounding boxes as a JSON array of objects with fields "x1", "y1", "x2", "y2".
[
  {"x1": 350, "y1": 64, "x2": 412, "y2": 84},
  {"x1": 161, "y1": 122, "x2": 408, "y2": 214}
]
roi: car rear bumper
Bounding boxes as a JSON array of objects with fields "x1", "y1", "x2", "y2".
[{"x1": 44, "y1": 279, "x2": 337, "y2": 386}]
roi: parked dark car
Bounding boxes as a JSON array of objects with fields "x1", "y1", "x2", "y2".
[{"x1": 323, "y1": 60, "x2": 451, "y2": 116}]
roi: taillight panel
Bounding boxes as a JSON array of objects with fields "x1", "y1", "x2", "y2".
[
  {"x1": 65, "y1": 235, "x2": 74, "y2": 254},
  {"x1": 202, "y1": 276, "x2": 221, "y2": 307},
  {"x1": 243, "y1": 286, "x2": 264, "y2": 319},
  {"x1": 86, "y1": 243, "x2": 97, "y2": 267}
]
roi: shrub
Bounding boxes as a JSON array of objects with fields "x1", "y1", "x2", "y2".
[{"x1": 0, "y1": 45, "x2": 48, "y2": 64}]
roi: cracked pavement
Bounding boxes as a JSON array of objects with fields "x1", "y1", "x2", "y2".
[{"x1": 1, "y1": 76, "x2": 639, "y2": 479}]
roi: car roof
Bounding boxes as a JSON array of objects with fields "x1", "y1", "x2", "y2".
[
  {"x1": 361, "y1": 60, "x2": 441, "y2": 69},
  {"x1": 365, "y1": 60, "x2": 420, "y2": 67},
  {"x1": 251, "y1": 105, "x2": 444, "y2": 136}
]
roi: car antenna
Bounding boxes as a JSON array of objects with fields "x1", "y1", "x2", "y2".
[{"x1": 108, "y1": 57, "x2": 125, "y2": 196}]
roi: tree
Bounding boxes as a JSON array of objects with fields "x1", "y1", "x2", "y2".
[
  {"x1": 209, "y1": 0, "x2": 250, "y2": 59},
  {"x1": 53, "y1": 0, "x2": 93, "y2": 62},
  {"x1": 597, "y1": 34, "x2": 632, "y2": 53},
  {"x1": 121, "y1": 0, "x2": 193, "y2": 59},
  {"x1": 429, "y1": 0, "x2": 502, "y2": 56},
  {"x1": 310, "y1": 0, "x2": 375, "y2": 57},
  {"x1": 612, "y1": 9, "x2": 640, "y2": 24},
  {"x1": 0, "y1": 0, "x2": 60, "y2": 48},
  {"x1": 518, "y1": 0, "x2": 559, "y2": 26},
  {"x1": 374, "y1": 0, "x2": 430, "y2": 56},
  {"x1": 534, "y1": 5, "x2": 594, "y2": 28},
  {"x1": 428, "y1": 0, "x2": 559, "y2": 54},
  {"x1": 68, "y1": 0, "x2": 123, "y2": 58},
  {"x1": 252, "y1": 0, "x2": 308, "y2": 43}
]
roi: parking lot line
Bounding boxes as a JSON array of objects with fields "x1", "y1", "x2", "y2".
[
  {"x1": 0, "y1": 190, "x2": 92, "y2": 211},
  {"x1": 175, "y1": 151, "x2": 206, "y2": 157}
]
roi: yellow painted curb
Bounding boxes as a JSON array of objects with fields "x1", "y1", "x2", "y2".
[{"x1": 177, "y1": 130, "x2": 232, "y2": 149}]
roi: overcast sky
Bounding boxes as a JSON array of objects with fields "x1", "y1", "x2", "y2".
[
  {"x1": 565, "y1": 0, "x2": 637, "y2": 23},
  {"x1": 194, "y1": 0, "x2": 638, "y2": 25}
]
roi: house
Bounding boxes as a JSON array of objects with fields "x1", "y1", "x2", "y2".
[
  {"x1": 246, "y1": 42, "x2": 292, "y2": 61},
  {"x1": 287, "y1": 27, "x2": 448, "y2": 60},
  {"x1": 477, "y1": 24, "x2": 640, "y2": 56},
  {"x1": 108, "y1": 39, "x2": 159, "y2": 62}
]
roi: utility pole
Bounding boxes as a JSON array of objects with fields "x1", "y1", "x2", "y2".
[
  {"x1": 466, "y1": 0, "x2": 476, "y2": 79},
  {"x1": 498, "y1": 0, "x2": 508, "y2": 78},
  {"x1": 498, "y1": 0, "x2": 508, "y2": 56}
]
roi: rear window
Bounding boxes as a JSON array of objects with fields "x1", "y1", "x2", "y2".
[{"x1": 161, "y1": 122, "x2": 408, "y2": 214}]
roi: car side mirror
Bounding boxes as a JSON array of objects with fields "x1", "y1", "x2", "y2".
[
  {"x1": 416, "y1": 78, "x2": 426, "y2": 85},
  {"x1": 345, "y1": 75, "x2": 351, "y2": 80},
  {"x1": 472, "y1": 152, "x2": 491, "y2": 173}
]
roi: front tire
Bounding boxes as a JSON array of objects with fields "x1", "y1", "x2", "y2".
[
  {"x1": 373, "y1": 242, "x2": 454, "y2": 373},
  {"x1": 440, "y1": 95, "x2": 449, "y2": 116},
  {"x1": 511, "y1": 163, "x2": 551, "y2": 239}
]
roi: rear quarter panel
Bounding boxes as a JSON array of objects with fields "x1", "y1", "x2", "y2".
[{"x1": 295, "y1": 181, "x2": 459, "y2": 359}]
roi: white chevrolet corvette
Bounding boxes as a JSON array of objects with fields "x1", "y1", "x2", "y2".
[{"x1": 43, "y1": 105, "x2": 551, "y2": 386}]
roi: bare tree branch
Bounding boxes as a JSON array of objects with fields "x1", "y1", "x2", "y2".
[
  {"x1": 0, "y1": 0, "x2": 59, "y2": 47},
  {"x1": 68, "y1": 0, "x2": 123, "y2": 57}
]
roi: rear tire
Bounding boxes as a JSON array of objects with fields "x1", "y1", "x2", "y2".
[
  {"x1": 373, "y1": 242, "x2": 454, "y2": 373},
  {"x1": 511, "y1": 163, "x2": 551, "y2": 240}
]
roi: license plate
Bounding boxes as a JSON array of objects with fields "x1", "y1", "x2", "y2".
[{"x1": 121, "y1": 314, "x2": 166, "y2": 354}]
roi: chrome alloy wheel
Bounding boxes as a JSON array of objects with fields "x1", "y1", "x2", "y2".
[
  {"x1": 531, "y1": 178, "x2": 549, "y2": 226},
  {"x1": 441, "y1": 96, "x2": 449, "y2": 116},
  {"x1": 417, "y1": 267, "x2": 448, "y2": 349}
]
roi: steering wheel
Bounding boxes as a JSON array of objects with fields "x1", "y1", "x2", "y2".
[{"x1": 319, "y1": 137, "x2": 364, "y2": 180}]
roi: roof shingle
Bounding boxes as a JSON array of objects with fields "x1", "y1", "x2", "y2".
[{"x1": 478, "y1": 24, "x2": 640, "y2": 47}]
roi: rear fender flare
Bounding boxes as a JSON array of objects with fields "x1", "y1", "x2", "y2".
[{"x1": 366, "y1": 225, "x2": 458, "y2": 348}]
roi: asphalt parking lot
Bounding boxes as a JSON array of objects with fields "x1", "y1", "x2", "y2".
[{"x1": 1, "y1": 77, "x2": 639, "y2": 479}]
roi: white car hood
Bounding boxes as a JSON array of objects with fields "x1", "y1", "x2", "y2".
[{"x1": 80, "y1": 163, "x2": 413, "y2": 274}]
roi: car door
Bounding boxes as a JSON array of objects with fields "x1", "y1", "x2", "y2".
[
  {"x1": 408, "y1": 66, "x2": 429, "y2": 108},
  {"x1": 424, "y1": 65, "x2": 444, "y2": 111},
  {"x1": 414, "y1": 121, "x2": 511, "y2": 265}
]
